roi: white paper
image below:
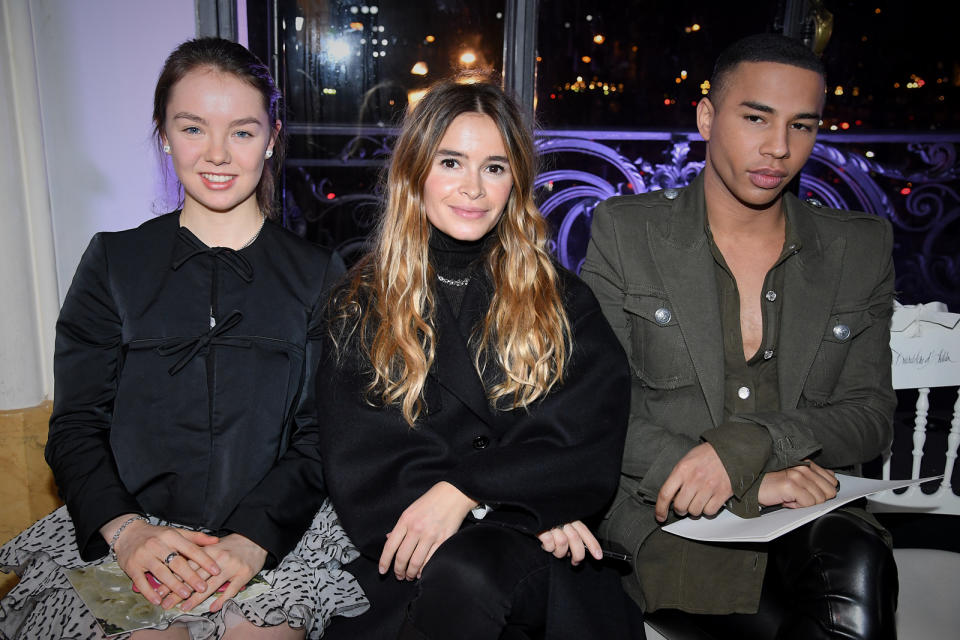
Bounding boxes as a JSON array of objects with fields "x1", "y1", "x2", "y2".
[
  {"x1": 662, "y1": 474, "x2": 939, "y2": 543},
  {"x1": 890, "y1": 301, "x2": 960, "y2": 390}
]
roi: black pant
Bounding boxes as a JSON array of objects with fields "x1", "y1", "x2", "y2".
[
  {"x1": 652, "y1": 510, "x2": 899, "y2": 640},
  {"x1": 398, "y1": 525, "x2": 551, "y2": 639},
  {"x1": 324, "y1": 523, "x2": 645, "y2": 640}
]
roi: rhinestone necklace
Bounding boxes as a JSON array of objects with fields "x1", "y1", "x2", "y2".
[{"x1": 436, "y1": 273, "x2": 470, "y2": 287}]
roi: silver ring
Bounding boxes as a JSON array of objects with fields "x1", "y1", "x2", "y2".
[{"x1": 163, "y1": 551, "x2": 179, "y2": 565}]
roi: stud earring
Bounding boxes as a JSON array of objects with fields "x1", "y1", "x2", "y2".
[
  {"x1": 162, "y1": 144, "x2": 171, "y2": 154},
  {"x1": 265, "y1": 148, "x2": 274, "y2": 159}
]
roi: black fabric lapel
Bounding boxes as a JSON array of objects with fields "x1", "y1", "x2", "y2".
[{"x1": 430, "y1": 276, "x2": 497, "y2": 428}]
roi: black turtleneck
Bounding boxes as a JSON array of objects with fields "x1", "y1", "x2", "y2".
[{"x1": 429, "y1": 226, "x2": 495, "y2": 317}]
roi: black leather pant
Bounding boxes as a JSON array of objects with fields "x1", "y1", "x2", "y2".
[{"x1": 660, "y1": 510, "x2": 899, "y2": 639}]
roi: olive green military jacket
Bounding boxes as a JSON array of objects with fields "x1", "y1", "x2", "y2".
[{"x1": 580, "y1": 174, "x2": 896, "y2": 612}]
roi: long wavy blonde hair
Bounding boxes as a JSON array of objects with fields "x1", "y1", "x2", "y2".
[{"x1": 331, "y1": 78, "x2": 571, "y2": 426}]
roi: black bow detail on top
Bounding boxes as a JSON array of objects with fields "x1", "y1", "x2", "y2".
[
  {"x1": 157, "y1": 310, "x2": 244, "y2": 375},
  {"x1": 171, "y1": 228, "x2": 254, "y2": 283}
]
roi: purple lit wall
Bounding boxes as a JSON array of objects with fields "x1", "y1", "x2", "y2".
[{"x1": 27, "y1": 0, "x2": 194, "y2": 302}]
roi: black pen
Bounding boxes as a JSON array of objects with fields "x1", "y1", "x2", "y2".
[{"x1": 601, "y1": 549, "x2": 633, "y2": 562}]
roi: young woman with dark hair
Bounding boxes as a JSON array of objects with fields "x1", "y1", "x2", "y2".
[{"x1": 0, "y1": 38, "x2": 366, "y2": 639}]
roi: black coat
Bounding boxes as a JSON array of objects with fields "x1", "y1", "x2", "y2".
[
  {"x1": 317, "y1": 267, "x2": 636, "y2": 637},
  {"x1": 45, "y1": 213, "x2": 344, "y2": 565}
]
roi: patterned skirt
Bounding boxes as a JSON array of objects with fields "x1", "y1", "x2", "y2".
[{"x1": 0, "y1": 500, "x2": 368, "y2": 639}]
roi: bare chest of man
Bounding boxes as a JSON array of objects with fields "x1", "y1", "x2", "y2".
[{"x1": 720, "y1": 243, "x2": 783, "y2": 361}]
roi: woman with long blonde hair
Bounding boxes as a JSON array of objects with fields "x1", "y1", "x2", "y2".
[{"x1": 316, "y1": 78, "x2": 641, "y2": 639}]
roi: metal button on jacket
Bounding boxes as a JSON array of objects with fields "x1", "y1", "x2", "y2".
[
  {"x1": 472, "y1": 435, "x2": 490, "y2": 450},
  {"x1": 663, "y1": 188, "x2": 680, "y2": 200},
  {"x1": 763, "y1": 349, "x2": 775, "y2": 360},
  {"x1": 765, "y1": 290, "x2": 777, "y2": 302},
  {"x1": 832, "y1": 324, "x2": 851, "y2": 341},
  {"x1": 805, "y1": 197, "x2": 825, "y2": 208},
  {"x1": 654, "y1": 307, "x2": 672, "y2": 325},
  {"x1": 737, "y1": 386, "x2": 751, "y2": 399}
]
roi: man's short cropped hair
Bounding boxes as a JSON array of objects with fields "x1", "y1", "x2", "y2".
[{"x1": 709, "y1": 33, "x2": 826, "y2": 104}]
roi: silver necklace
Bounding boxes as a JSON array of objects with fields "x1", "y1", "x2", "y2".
[
  {"x1": 437, "y1": 273, "x2": 470, "y2": 287},
  {"x1": 240, "y1": 214, "x2": 266, "y2": 249}
]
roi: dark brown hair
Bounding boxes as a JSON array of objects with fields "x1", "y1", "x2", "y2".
[{"x1": 153, "y1": 37, "x2": 284, "y2": 218}]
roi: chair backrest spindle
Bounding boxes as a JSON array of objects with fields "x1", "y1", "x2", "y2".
[
  {"x1": 868, "y1": 302, "x2": 960, "y2": 515},
  {"x1": 939, "y1": 390, "x2": 960, "y2": 496}
]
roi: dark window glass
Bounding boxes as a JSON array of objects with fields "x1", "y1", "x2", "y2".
[
  {"x1": 819, "y1": 1, "x2": 960, "y2": 131},
  {"x1": 270, "y1": 0, "x2": 505, "y2": 127},
  {"x1": 535, "y1": 1, "x2": 775, "y2": 129},
  {"x1": 535, "y1": 0, "x2": 960, "y2": 132}
]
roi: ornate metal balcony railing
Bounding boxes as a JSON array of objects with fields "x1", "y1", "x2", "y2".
[{"x1": 285, "y1": 125, "x2": 960, "y2": 310}]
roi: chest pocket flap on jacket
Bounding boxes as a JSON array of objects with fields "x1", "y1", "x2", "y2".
[
  {"x1": 623, "y1": 293, "x2": 696, "y2": 389},
  {"x1": 805, "y1": 303, "x2": 875, "y2": 398}
]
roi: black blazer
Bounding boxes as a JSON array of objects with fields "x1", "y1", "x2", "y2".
[
  {"x1": 45, "y1": 213, "x2": 344, "y2": 564},
  {"x1": 317, "y1": 267, "x2": 631, "y2": 560}
]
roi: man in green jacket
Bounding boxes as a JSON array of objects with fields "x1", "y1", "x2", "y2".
[{"x1": 581, "y1": 33, "x2": 898, "y2": 638}]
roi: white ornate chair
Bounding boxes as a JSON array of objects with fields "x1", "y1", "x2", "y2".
[{"x1": 866, "y1": 301, "x2": 960, "y2": 638}]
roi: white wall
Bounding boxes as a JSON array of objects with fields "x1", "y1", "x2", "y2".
[
  {"x1": 0, "y1": 0, "x2": 194, "y2": 408},
  {"x1": 30, "y1": 0, "x2": 195, "y2": 301}
]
